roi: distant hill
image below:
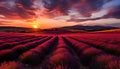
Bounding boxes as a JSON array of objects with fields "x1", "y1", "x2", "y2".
[
  {"x1": 0, "y1": 25, "x2": 119, "y2": 33},
  {"x1": 42, "y1": 25, "x2": 118, "y2": 33},
  {"x1": 0, "y1": 26, "x2": 33, "y2": 33},
  {"x1": 61, "y1": 25, "x2": 118, "y2": 31}
]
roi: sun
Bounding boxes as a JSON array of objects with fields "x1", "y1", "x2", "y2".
[{"x1": 33, "y1": 25, "x2": 38, "y2": 29}]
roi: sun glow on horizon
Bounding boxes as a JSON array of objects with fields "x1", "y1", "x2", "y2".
[
  {"x1": 32, "y1": 20, "x2": 40, "y2": 29},
  {"x1": 33, "y1": 25, "x2": 38, "y2": 29}
]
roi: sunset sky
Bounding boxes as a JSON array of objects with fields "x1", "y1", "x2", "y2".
[{"x1": 0, "y1": 0, "x2": 120, "y2": 29}]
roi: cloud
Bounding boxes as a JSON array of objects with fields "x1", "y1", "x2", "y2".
[
  {"x1": 0, "y1": 0, "x2": 120, "y2": 28},
  {"x1": 1, "y1": 0, "x2": 120, "y2": 20},
  {"x1": 91, "y1": 0, "x2": 120, "y2": 18},
  {"x1": 66, "y1": 0, "x2": 120, "y2": 23},
  {"x1": 42, "y1": 0, "x2": 105, "y2": 17},
  {"x1": 16, "y1": 0, "x2": 34, "y2": 9},
  {"x1": 67, "y1": 17, "x2": 102, "y2": 22},
  {"x1": 41, "y1": 0, "x2": 80, "y2": 16},
  {"x1": 102, "y1": 0, "x2": 120, "y2": 9},
  {"x1": 0, "y1": 15, "x2": 5, "y2": 18},
  {"x1": 103, "y1": 8, "x2": 120, "y2": 18},
  {"x1": 0, "y1": 0, "x2": 36, "y2": 20},
  {"x1": 78, "y1": 18, "x2": 120, "y2": 27}
]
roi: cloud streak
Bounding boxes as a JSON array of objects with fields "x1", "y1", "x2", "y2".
[{"x1": 91, "y1": 0, "x2": 120, "y2": 19}]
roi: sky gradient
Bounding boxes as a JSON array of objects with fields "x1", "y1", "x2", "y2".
[{"x1": 0, "y1": 0, "x2": 120, "y2": 29}]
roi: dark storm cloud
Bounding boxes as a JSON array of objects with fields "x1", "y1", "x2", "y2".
[
  {"x1": 42, "y1": 0, "x2": 106, "y2": 16},
  {"x1": 98, "y1": 0, "x2": 120, "y2": 19},
  {"x1": 16, "y1": 0, "x2": 34, "y2": 10},
  {"x1": 103, "y1": 7, "x2": 120, "y2": 18},
  {"x1": 0, "y1": 0, "x2": 5, "y2": 2},
  {"x1": 42, "y1": 0, "x2": 80, "y2": 15},
  {"x1": 74, "y1": 0, "x2": 106, "y2": 17},
  {"x1": 66, "y1": 0, "x2": 120, "y2": 22},
  {"x1": 0, "y1": 0, "x2": 36, "y2": 19},
  {"x1": 0, "y1": 0, "x2": 120, "y2": 21},
  {"x1": 42, "y1": 0, "x2": 120, "y2": 18}
]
